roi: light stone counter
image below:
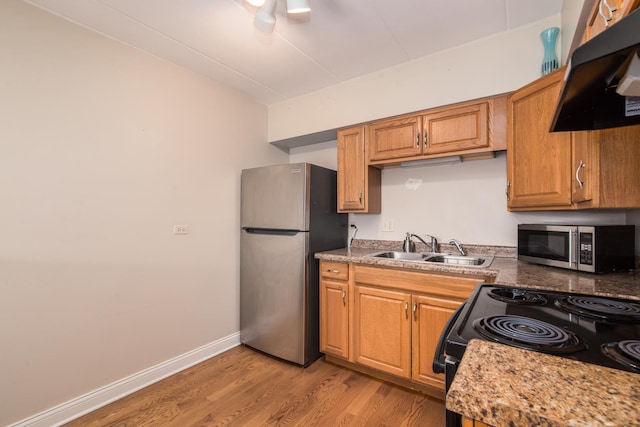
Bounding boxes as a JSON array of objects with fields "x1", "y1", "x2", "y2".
[{"x1": 446, "y1": 339, "x2": 640, "y2": 427}]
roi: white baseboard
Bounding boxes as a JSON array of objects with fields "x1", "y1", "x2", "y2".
[{"x1": 10, "y1": 333, "x2": 241, "y2": 427}]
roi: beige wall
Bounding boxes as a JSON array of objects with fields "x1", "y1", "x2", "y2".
[
  {"x1": 268, "y1": 15, "x2": 562, "y2": 142},
  {"x1": 0, "y1": 1, "x2": 287, "y2": 424}
]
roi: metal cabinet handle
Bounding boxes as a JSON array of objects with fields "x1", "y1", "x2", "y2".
[
  {"x1": 604, "y1": 0, "x2": 617, "y2": 13},
  {"x1": 358, "y1": 189, "x2": 363, "y2": 203},
  {"x1": 415, "y1": 132, "x2": 420, "y2": 148},
  {"x1": 575, "y1": 160, "x2": 586, "y2": 189},
  {"x1": 423, "y1": 131, "x2": 428, "y2": 148},
  {"x1": 599, "y1": 0, "x2": 614, "y2": 25},
  {"x1": 505, "y1": 180, "x2": 511, "y2": 201},
  {"x1": 326, "y1": 269, "x2": 340, "y2": 274},
  {"x1": 405, "y1": 302, "x2": 409, "y2": 319},
  {"x1": 342, "y1": 290, "x2": 346, "y2": 306},
  {"x1": 413, "y1": 302, "x2": 417, "y2": 321}
]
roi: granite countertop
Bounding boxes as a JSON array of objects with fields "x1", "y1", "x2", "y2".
[
  {"x1": 446, "y1": 340, "x2": 640, "y2": 427},
  {"x1": 315, "y1": 240, "x2": 640, "y2": 300}
]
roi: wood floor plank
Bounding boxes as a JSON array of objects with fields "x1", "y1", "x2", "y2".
[{"x1": 64, "y1": 345, "x2": 445, "y2": 427}]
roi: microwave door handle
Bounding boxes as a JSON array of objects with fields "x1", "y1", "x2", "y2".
[
  {"x1": 569, "y1": 228, "x2": 577, "y2": 268},
  {"x1": 432, "y1": 301, "x2": 467, "y2": 374}
]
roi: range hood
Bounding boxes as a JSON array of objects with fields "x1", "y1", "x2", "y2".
[{"x1": 551, "y1": 7, "x2": 640, "y2": 132}]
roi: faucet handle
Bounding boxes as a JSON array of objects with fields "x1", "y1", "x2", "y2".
[
  {"x1": 449, "y1": 239, "x2": 466, "y2": 256},
  {"x1": 424, "y1": 234, "x2": 438, "y2": 251}
]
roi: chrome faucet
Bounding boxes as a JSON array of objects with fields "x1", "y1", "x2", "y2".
[
  {"x1": 404, "y1": 233, "x2": 438, "y2": 253},
  {"x1": 449, "y1": 239, "x2": 466, "y2": 256}
]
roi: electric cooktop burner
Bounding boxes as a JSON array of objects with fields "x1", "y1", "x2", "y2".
[
  {"x1": 601, "y1": 340, "x2": 640, "y2": 372},
  {"x1": 488, "y1": 288, "x2": 547, "y2": 304},
  {"x1": 473, "y1": 315, "x2": 585, "y2": 354},
  {"x1": 555, "y1": 296, "x2": 640, "y2": 323}
]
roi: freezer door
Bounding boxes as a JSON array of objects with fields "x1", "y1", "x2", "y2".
[
  {"x1": 240, "y1": 229, "x2": 309, "y2": 365},
  {"x1": 241, "y1": 163, "x2": 309, "y2": 231}
]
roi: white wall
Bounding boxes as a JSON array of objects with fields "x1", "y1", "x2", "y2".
[
  {"x1": 561, "y1": 0, "x2": 586, "y2": 63},
  {"x1": 0, "y1": 1, "x2": 287, "y2": 424}
]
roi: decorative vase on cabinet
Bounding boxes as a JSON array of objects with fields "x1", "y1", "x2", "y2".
[{"x1": 540, "y1": 26, "x2": 560, "y2": 76}]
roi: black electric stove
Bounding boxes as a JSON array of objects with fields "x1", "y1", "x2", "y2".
[{"x1": 434, "y1": 284, "x2": 640, "y2": 427}]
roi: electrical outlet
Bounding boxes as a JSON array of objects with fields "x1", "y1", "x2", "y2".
[
  {"x1": 381, "y1": 219, "x2": 394, "y2": 232},
  {"x1": 173, "y1": 224, "x2": 189, "y2": 235}
]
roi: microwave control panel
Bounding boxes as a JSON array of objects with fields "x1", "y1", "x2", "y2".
[{"x1": 579, "y1": 232, "x2": 593, "y2": 265}]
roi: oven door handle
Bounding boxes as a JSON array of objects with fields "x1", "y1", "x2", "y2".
[{"x1": 432, "y1": 301, "x2": 467, "y2": 374}]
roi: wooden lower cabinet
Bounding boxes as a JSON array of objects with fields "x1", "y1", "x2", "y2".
[
  {"x1": 411, "y1": 295, "x2": 462, "y2": 388},
  {"x1": 321, "y1": 263, "x2": 486, "y2": 398},
  {"x1": 353, "y1": 285, "x2": 412, "y2": 377},
  {"x1": 320, "y1": 279, "x2": 349, "y2": 359},
  {"x1": 319, "y1": 261, "x2": 350, "y2": 359}
]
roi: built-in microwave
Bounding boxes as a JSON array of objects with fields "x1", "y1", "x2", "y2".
[{"x1": 517, "y1": 224, "x2": 635, "y2": 273}]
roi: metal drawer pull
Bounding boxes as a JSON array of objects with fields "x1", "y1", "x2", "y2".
[
  {"x1": 575, "y1": 160, "x2": 586, "y2": 189},
  {"x1": 413, "y1": 302, "x2": 417, "y2": 321},
  {"x1": 342, "y1": 290, "x2": 346, "y2": 306},
  {"x1": 405, "y1": 302, "x2": 409, "y2": 319},
  {"x1": 326, "y1": 269, "x2": 340, "y2": 274}
]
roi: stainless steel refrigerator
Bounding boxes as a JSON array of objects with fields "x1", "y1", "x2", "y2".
[{"x1": 240, "y1": 163, "x2": 347, "y2": 366}]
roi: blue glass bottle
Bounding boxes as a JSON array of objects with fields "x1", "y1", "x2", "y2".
[{"x1": 540, "y1": 27, "x2": 560, "y2": 76}]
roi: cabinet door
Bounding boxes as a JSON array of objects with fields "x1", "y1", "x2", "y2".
[
  {"x1": 353, "y1": 286, "x2": 411, "y2": 378},
  {"x1": 337, "y1": 126, "x2": 366, "y2": 211},
  {"x1": 423, "y1": 102, "x2": 489, "y2": 155},
  {"x1": 575, "y1": 126, "x2": 640, "y2": 208},
  {"x1": 368, "y1": 115, "x2": 422, "y2": 161},
  {"x1": 507, "y1": 68, "x2": 573, "y2": 210},
  {"x1": 572, "y1": 132, "x2": 594, "y2": 204},
  {"x1": 320, "y1": 279, "x2": 349, "y2": 359},
  {"x1": 411, "y1": 295, "x2": 462, "y2": 389}
]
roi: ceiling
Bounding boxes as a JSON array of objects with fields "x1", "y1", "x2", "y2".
[{"x1": 24, "y1": 0, "x2": 562, "y2": 105}]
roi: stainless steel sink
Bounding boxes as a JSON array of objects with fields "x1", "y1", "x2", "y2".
[
  {"x1": 367, "y1": 251, "x2": 429, "y2": 261},
  {"x1": 367, "y1": 251, "x2": 493, "y2": 268},
  {"x1": 423, "y1": 254, "x2": 493, "y2": 267}
]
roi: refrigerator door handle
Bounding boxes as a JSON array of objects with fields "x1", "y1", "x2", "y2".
[{"x1": 243, "y1": 228, "x2": 300, "y2": 236}]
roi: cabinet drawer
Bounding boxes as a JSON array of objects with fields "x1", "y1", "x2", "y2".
[
  {"x1": 321, "y1": 261, "x2": 349, "y2": 281},
  {"x1": 353, "y1": 265, "x2": 482, "y2": 300}
]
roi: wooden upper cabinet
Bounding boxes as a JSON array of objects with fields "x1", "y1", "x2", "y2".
[
  {"x1": 367, "y1": 95, "x2": 507, "y2": 165},
  {"x1": 337, "y1": 126, "x2": 381, "y2": 213},
  {"x1": 507, "y1": 68, "x2": 573, "y2": 210},
  {"x1": 368, "y1": 115, "x2": 422, "y2": 161},
  {"x1": 572, "y1": 128, "x2": 640, "y2": 209},
  {"x1": 583, "y1": 0, "x2": 640, "y2": 42},
  {"x1": 507, "y1": 66, "x2": 640, "y2": 211},
  {"x1": 423, "y1": 102, "x2": 489, "y2": 155}
]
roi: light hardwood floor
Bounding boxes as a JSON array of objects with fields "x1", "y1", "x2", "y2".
[{"x1": 65, "y1": 345, "x2": 445, "y2": 426}]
